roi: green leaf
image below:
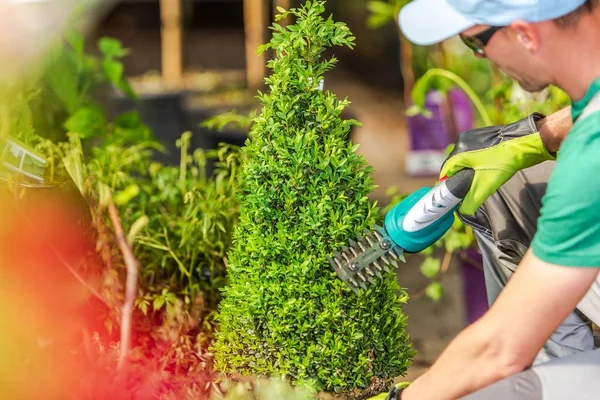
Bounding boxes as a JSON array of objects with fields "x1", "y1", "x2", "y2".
[
  {"x1": 103, "y1": 58, "x2": 124, "y2": 86},
  {"x1": 405, "y1": 105, "x2": 423, "y2": 117},
  {"x1": 114, "y1": 111, "x2": 151, "y2": 141},
  {"x1": 366, "y1": 13, "x2": 392, "y2": 29},
  {"x1": 127, "y1": 215, "x2": 149, "y2": 244},
  {"x1": 426, "y1": 282, "x2": 444, "y2": 302},
  {"x1": 421, "y1": 245, "x2": 434, "y2": 257},
  {"x1": 97, "y1": 182, "x2": 111, "y2": 207},
  {"x1": 64, "y1": 106, "x2": 107, "y2": 139},
  {"x1": 98, "y1": 37, "x2": 129, "y2": 58},
  {"x1": 166, "y1": 292, "x2": 177, "y2": 304},
  {"x1": 114, "y1": 184, "x2": 140, "y2": 205},
  {"x1": 46, "y1": 51, "x2": 79, "y2": 113},
  {"x1": 153, "y1": 296, "x2": 166, "y2": 311},
  {"x1": 366, "y1": 1, "x2": 393, "y2": 16},
  {"x1": 139, "y1": 300, "x2": 148, "y2": 315},
  {"x1": 420, "y1": 257, "x2": 441, "y2": 279},
  {"x1": 411, "y1": 75, "x2": 433, "y2": 109},
  {"x1": 117, "y1": 78, "x2": 139, "y2": 102},
  {"x1": 444, "y1": 232, "x2": 465, "y2": 253},
  {"x1": 67, "y1": 29, "x2": 84, "y2": 53},
  {"x1": 62, "y1": 136, "x2": 86, "y2": 194}
]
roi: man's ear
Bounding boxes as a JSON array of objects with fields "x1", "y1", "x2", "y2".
[{"x1": 510, "y1": 20, "x2": 540, "y2": 52}]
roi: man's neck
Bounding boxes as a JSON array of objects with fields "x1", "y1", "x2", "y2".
[{"x1": 553, "y1": 10, "x2": 600, "y2": 101}]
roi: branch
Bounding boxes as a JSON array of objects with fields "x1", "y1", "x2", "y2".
[
  {"x1": 410, "y1": 251, "x2": 453, "y2": 302},
  {"x1": 108, "y1": 200, "x2": 140, "y2": 370},
  {"x1": 440, "y1": 250, "x2": 453, "y2": 274},
  {"x1": 411, "y1": 68, "x2": 493, "y2": 127},
  {"x1": 459, "y1": 250, "x2": 483, "y2": 271},
  {"x1": 409, "y1": 287, "x2": 428, "y2": 302}
]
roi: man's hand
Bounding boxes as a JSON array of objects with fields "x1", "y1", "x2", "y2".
[{"x1": 440, "y1": 112, "x2": 557, "y2": 216}]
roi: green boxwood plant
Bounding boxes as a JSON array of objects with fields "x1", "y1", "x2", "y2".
[{"x1": 212, "y1": 1, "x2": 414, "y2": 396}]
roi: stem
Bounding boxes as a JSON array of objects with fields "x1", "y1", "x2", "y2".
[
  {"x1": 414, "y1": 68, "x2": 493, "y2": 126},
  {"x1": 409, "y1": 287, "x2": 428, "y2": 302},
  {"x1": 397, "y1": 27, "x2": 415, "y2": 106},
  {"x1": 490, "y1": 64, "x2": 504, "y2": 124},
  {"x1": 108, "y1": 200, "x2": 140, "y2": 370},
  {"x1": 409, "y1": 251, "x2": 453, "y2": 302},
  {"x1": 179, "y1": 134, "x2": 189, "y2": 189},
  {"x1": 459, "y1": 249, "x2": 484, "y2": 271},
  {"x1": 440, "y1": 250, "x2": 453, "y2": 273}
]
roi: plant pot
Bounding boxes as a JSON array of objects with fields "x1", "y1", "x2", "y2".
[
  {"x1": 114, "y1": 91, "x2": 187, "y2": 166},
  {"x1": 405, "y1": 87, "x2": 474, "y2": 177},
  {"x1": 460, "y1": 248, "x2": 488, "y2": 325}
]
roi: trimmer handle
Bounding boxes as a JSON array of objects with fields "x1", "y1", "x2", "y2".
[
  {"x1": 443, "y1": 168, "x2": 475, "y2": 198},
  {"x1": 383, "y1": 168, "x2": 475, "y2": 253}
]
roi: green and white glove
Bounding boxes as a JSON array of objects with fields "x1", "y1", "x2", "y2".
[
  {"x1": 440, "y1": 112, "x2": 556, "y2": 216},
  {"x1": 368, "y1": 381, "x2": 410, "y2": 399}
]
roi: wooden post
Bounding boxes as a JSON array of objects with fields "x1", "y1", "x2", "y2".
[
  {"x1": 160, "y1": 0, "x2": 183, "y2": 88},
  {"x1": 397, "y1": 31, "x2": 415, "y2": 107},
  {"x1": 244, "y1": 0, "x2": 268, "y2": 90}
]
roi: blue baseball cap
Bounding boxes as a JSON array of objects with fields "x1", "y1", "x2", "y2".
[{"x1": 398, "y1": 0, "x2": 587, "y2": 46}]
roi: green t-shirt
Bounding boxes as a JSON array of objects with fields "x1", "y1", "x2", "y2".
[{"x1": 530, "y1": 78, "x2": 600, "y2": 266}]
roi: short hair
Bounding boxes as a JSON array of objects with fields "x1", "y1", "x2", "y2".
[{"x1": 554, "y1": 0, "x2": 596, "y2": 28}]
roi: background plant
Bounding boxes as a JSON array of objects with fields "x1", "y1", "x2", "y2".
[
  {"x1": 0, "y1": 23, "x2": 248, "y2": 397},
  {"x1": 212, "y1": 2, "x2": 414, "y2": 397}
]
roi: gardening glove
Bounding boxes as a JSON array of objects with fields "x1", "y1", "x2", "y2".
[
  {"x1": 440, "y1": 112, "x2": 556, "y2": 216},
  {"x1": 368, "y1": 382, "x2": 410, "y2": 400}
]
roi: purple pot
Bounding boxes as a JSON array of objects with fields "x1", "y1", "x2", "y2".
[
  {"x1": 461, "y1": 248, "x2": 488, "y2": 325},
  {"x1": 405, "y1": 88, "x2": 474, "y2": 176}
]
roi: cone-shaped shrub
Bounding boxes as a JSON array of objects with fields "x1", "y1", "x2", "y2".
[{"x1": 213, "y1": 1, "x2": 414, "y2": 395}]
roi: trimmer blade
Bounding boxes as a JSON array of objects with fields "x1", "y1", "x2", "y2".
[{"x1": 327, "y1": 224, "x2": 405, "y2": 293}]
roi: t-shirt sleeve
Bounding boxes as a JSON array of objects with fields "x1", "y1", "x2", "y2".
[{"x1": 530, "y1": 114, "x2": 600, "y2": 267}]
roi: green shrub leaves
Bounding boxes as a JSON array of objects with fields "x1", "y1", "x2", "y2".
[{"x1": 212, "y1": 1, "x2": 414, "y2": 396}]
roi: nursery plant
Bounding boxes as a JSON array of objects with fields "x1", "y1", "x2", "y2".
[
  {"x1": 9, "y1": 26, "x2": 247, "y2": 323},
  {"x1": 0, "y1": 26, "x2": 250, "y2": 398},
  {"x1": 212, "y1": 1, "x2": 414, "y2": 397}
]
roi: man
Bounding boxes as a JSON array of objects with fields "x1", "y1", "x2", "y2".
[{"x1": 382, "y1": 0, "x2": 600, "y2": 399}]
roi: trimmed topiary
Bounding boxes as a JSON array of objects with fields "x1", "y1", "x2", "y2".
[{"x1": 212, "y1": 1, "x2": 415, "y2": 396}]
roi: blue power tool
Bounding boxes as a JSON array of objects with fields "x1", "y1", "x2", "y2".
[{"x1": 327, "y1": 169, "x2": 475, "y2": 292}]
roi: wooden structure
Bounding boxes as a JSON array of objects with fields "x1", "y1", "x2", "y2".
[
  {"x1": 159, "y1": 0, "x2": 183, "y2": 87},
  {"x1": 243, "y1": 0, "x2": 268, "y2": 90},
  {"x1": 157, "y1": 0, "x2": 291, "y2": 90}
]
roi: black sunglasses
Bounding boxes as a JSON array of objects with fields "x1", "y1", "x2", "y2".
[{"x1": 460, "y1": 26, "x2": 504, "y2": 56}]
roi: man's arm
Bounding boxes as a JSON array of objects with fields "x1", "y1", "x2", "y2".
[
  {"x1": 400, "y1": 250, "x2": 599, "y2": 400},
  {"x1": 537, "y1": 106, "x2": 572, "y2": 153}
]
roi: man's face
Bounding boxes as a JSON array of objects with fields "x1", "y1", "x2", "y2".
[{"x1": 460, "y1": 24, "x2": 551, "y2": 93}]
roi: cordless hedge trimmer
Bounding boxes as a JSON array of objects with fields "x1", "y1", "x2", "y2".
[{"x1": 328, "y1": 169, "x2": 474, "y2": 292}]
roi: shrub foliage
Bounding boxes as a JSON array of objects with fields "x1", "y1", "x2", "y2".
[{"x1": 213, "y1": 1, "x2": 414, "y2": 395}]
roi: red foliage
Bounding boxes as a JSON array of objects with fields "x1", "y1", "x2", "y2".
[{"x1": 0, "y1": 189, "x2": 219, "y2": 400}]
